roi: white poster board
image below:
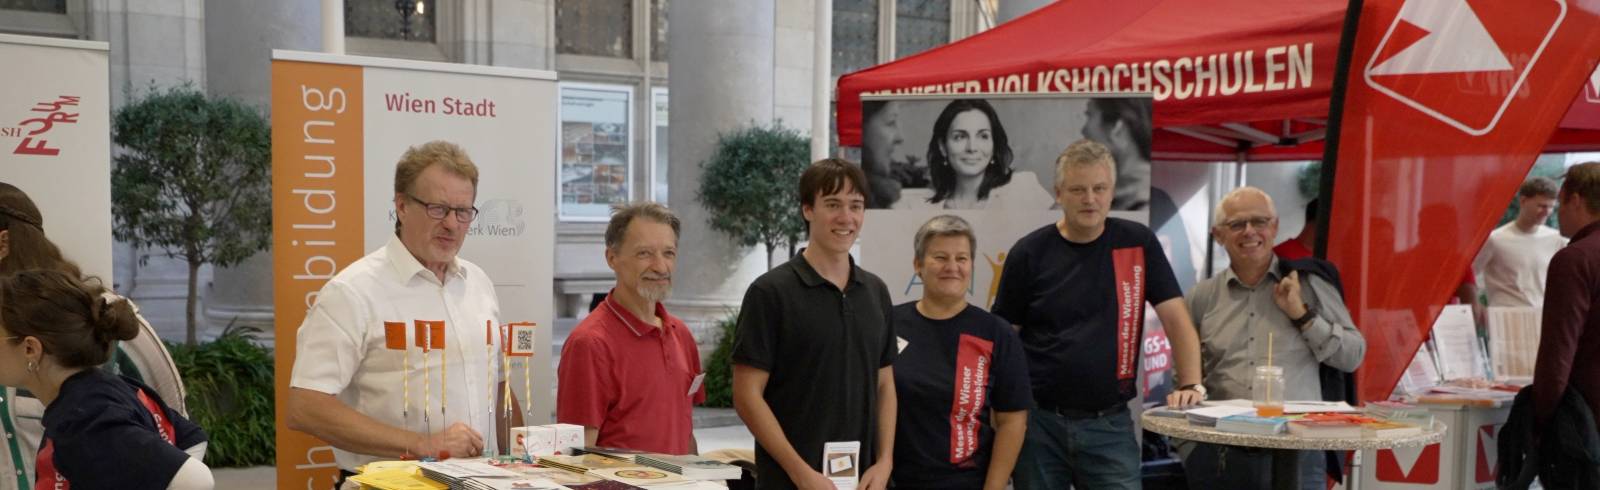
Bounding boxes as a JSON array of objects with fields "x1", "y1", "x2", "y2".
[
  {"x1": 857, "y1": 93, "x2": 1169, "y2": 403},
  {"x1": 1486, "y1": 306, "x2": 1541, "y2": 384},
  {"x1": 1431, "y1": 305, "x2": 1488, "y2": 381},
  {"x1": 271, "y1": 50, "x2": 557, "y2": 489},
  {"x1": 0, "y1": 34, "x2": 112, "y2": 280}
]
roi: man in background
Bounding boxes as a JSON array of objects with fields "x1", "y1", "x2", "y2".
[{"x1": 1474, "y1": 177, "x2": 1568, "y2": 308}]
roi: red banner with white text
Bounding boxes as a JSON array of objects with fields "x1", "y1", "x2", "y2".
[{"x1": 1325, "y1": 0, "x2": 1600, "y2": 402}]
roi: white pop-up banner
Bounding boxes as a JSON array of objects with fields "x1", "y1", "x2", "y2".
[
  {"x1": 856, "y1": 93, "x2": 1180, "y2": 404},
  {"x1": 271, "y1": 50, "x2": 557, "y2": 489},
  {"x1": 0, "y1": 34, "x2": 112, "y2": 281}
]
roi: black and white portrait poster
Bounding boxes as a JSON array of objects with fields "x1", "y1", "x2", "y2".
[
  {"x1": 854, "y1": 93, "x2": 1167, "y2": 402},
  {"x1": 857, "y1": 93, "x2": 1153, "y2": 308}
]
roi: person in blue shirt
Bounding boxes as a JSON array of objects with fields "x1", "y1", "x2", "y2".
[
  {"x1": 0, "y1": 269, "x2": 209, "y2": 489},
  {"x1": 891, "y1": 214, "x2": 1032, "y2": 490}
]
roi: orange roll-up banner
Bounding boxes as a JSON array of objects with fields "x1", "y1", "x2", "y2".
[{"x1": 271, "y1": 59, "x2": 365, "y2": 490}]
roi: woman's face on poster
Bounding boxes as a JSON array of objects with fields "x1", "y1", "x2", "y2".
[
  {"x1": 864, "y1": 102, "x2": 903, "y2": 173},
  {"x1": 942, "y1": 109, "x2": 994, "y2": 180}
]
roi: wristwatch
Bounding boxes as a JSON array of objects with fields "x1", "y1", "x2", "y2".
[
  {"x1": 1291, "y1": 302, "x2": 1320, "y2": 328},
  {"x1": 1177, "y1": 384, "x2": 1207, "y2": 398}
]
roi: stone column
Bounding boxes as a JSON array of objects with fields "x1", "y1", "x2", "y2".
[
  {"x1": 998, "y1": 0, "x2": 1052, "y2": 23},
  {"x1": 664, "y1": 0, "x2": 776, "y2": 340},
  {"x1": 202, "y1": 0, "x2": 325, "y2": 343},
  {"x1": 84, "y1": 0, "x2": 207, "y2": 342}
]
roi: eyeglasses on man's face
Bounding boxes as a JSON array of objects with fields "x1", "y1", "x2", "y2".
[
  {"x1": 1222, "y1": 216, "x2": 1275, "y2": 232},
  {"x1": 405, "y1": 194, "x2": 479, "y2": 223}
]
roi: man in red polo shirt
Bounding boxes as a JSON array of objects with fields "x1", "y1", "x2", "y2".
[{"x1": 558, "y1": 202, "x2": 705, "y2": 454}]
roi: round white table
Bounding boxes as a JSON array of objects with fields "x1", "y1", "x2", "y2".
[{"x1": 1142, "y1": 412, "x2": 1448, "y2": 490}]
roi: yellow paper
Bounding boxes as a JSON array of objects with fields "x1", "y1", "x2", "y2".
[
  {"x1": 349, "y1": 468, "x2": 446, "y2": 490},
  {"x1": 359, "y1": 461, "x2": 419, "y2": 473}
]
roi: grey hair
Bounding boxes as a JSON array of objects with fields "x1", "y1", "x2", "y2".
[
  {"x1": 605, "y1": 201, "x2": 681, "y2": 251},
  {"x1": 913, "y1": 214, "x2": 977, "y2": 259},
  {"x1": 1053, "y1": 139, "x2": 1118, "y2": 191},
  {"x1": 1211, "y1": 186, "x2": 1277, "y2": 226}
]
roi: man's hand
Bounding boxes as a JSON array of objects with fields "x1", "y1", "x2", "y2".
[
  {"x1": 413, "y1": 422, "x2": 484, "y2": 459},
  {"x1": 859, "y1": 462, "x2": 892, "y2": 490},
  {"x1": 792, "y1": 469, "x2": 838, "y2": 490},
  {"x1": 1273, "y1": 270, "x2": 1308, "y2": 320},
  {"x1": 1167, "y1": 388, "x2": 1204, "y2": 408}
]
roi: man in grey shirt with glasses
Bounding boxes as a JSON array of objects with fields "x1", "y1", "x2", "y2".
[{"x1": 1177, "y1": 186, "x2": 1365, "y2": 490}]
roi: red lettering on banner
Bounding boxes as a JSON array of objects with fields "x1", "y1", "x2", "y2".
[
  {"x1": 1112, "y1": 247, "x2": 1145, "y2": 381},
  {"x1": 949, "y1": 334, "x2": 993, "y2": 466},
  {"x1": 11, "y1": 95, "x2": 81, "y2": 156}
]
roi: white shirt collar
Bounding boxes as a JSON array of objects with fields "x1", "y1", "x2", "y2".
[{"x1": 383, "y1": 236, "x2": 466, "y2": 285}]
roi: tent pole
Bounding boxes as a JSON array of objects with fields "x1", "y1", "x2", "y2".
[{"x1": 1317, "y1": 0, "x2": 1366, "y2": 260}]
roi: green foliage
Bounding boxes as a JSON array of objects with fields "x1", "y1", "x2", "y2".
[
  {"x1": 697, "y1": 123, "x2": 811, "y2": 269},
  {"x1": 111, "y1": 84, "x2": 271, "y2": 344},
  {"x1": 166, "y1": 324, "x2": 275, "y2": 467},
  {"x1": 701, "y1": 312, "x2": 739, "y2": 408}
]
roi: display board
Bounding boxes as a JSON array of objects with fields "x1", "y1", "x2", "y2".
[
  {"x1": 857, "y1": 93, "x2": 1178, "y2": 402},
  {"x1": 271, "y1": 50, "x2": 557, "y2": 489},
  {"x1": 0, "y1": 34, "x2": 112, "y2": 281}
]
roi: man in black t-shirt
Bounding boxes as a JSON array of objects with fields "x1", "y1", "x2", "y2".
[
  {"x1": 993, "y1": 139, "x2": 1205, "y2": 490},
  {"x1": 732, "y1": 159, "x2": 898, "y2": 490}
]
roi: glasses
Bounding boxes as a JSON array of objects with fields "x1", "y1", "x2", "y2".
[
  {"x1": 404, "y1": 194, "x2": 478, "y2": 223},
  {"x1": 1222, "y1": 216, "x2": 1275, "y2": 232}
]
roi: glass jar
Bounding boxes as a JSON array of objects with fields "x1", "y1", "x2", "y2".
[{"x1": 1252, "y1": 365, "x2": 1286, "y2": 416}]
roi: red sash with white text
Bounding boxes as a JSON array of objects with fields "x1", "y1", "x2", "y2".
[
  {"x1": 948, "y1": 334, "x2": 993, "y2": 466},
  {"x1": 1112, "y1": 247, "x2": 1146, "y2": 382}
]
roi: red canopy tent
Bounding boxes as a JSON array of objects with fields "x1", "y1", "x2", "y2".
[
  {"x1": 836, "y1": 0, "x2": 1600, "y2": 404},
  {"x1": 836, "y1": 0, "x2": 1600, "y2": 162}
]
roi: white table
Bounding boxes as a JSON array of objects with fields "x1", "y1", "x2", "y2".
[{"x1": 1143, "y1": 412, "x2": 1448, "y2": 490}]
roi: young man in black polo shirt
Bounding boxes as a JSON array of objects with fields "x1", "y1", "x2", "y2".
[
  {"x1": 993, "y1": 139, "x2": 1204, "y2": 490},
  {"x1": 732, "y1": 158, "x2": 898, "y2": 490}
]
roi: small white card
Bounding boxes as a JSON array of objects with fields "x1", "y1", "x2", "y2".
[
  {"x1": 896, "y1": 336, "x2": 908, "y2": 354},
  {"x1": 688, "y1": 373, "x2": 706, "y2": 396},
  {"x1": 822, "y1": 440, "x2": 860, "y2": 490}
]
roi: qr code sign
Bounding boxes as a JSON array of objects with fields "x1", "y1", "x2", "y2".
[{"x1": 509, "y1": 323, "x2": 537, "y2": 357}]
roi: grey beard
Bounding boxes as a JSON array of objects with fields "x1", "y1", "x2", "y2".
[{"x1": 638, "y1": 283, "x2": 671, "y2": 305}]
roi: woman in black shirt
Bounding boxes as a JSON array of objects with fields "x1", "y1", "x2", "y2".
[
  {"x1": 891, "y1": 215, "x2": 1032, "y2": 489},
  {"x1": 0, "y1": 270, "x2": 209, "y2": 489}
]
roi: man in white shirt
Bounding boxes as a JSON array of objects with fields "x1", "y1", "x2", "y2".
[
  {"x1": 1474, "y1": 177, "x2": 1568, "y2": 307},
  {"x1": 286, "y1": 141, "x2": 520, "y2": 489}
]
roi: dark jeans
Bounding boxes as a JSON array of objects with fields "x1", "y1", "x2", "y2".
[
  {"x1": 1176, "y1": 441, "x2": 1325, "y2": 490},
  {"x1": 1013, "y1": 406, "x2": 1141, "y2": 490}
]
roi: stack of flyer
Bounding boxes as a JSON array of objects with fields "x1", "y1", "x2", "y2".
[
  {"x1": 1363, "y1": 401, "x2": 1434, "y2": 427},
  {"x1": 1184, "y1": 405, "x2": 1256, "y2": 427},
  {"x1": 634, "y1": 453, "x2": 743, "y2": 480},
  {"x1": 1360, "y1": 420, "x2": 1423, "y2": 438},
  {"x1": 1286, "y1": 413, "x2": 1376, "y2": 439},
  {"x1": 413, "y1": 460, "x2": 521, "y2": 490},
  {"x1": 1214, "y1": 414, "x2": 1289, "y2": 435},
  {"x1": 1287, "y1": 420, "x2": 1364, "y2": 438},
  {"x1": 536, "y1": 454, "x2": 687, "y2": 487}
]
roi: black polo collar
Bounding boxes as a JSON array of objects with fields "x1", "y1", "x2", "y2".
[{"x1": 790, "y1": 248, "x2": 865, "y2": 290}]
